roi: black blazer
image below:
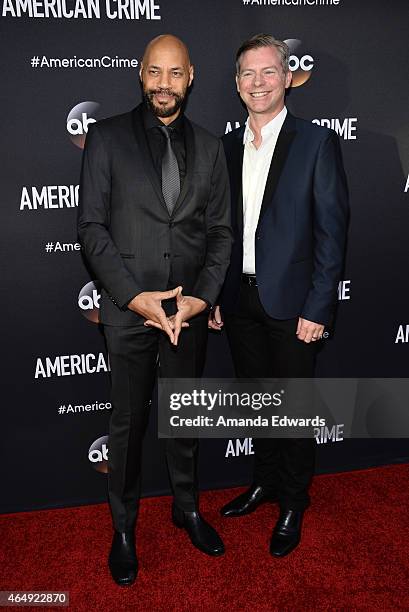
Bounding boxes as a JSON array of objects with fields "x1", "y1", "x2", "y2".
[
  {"x1": 220, "y1": 112, "x2": 349, "y2": 326},
  {"x1": 78, "y1": 104, "x2": 232, "y2": 326}
]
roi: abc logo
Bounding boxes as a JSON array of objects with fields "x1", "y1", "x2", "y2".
[
  {"x1": 78, "y1": 280, "x2": 101, "y2": 323},
  {"x1": 284, "y1": 39, "x2": 314, "y2": 88},
  {"x1": 88, "y1": 435, "x2": 109, "y2": 473},
  {"x1": 66, "y1": 101, "x2": 100, "y2": 149}
]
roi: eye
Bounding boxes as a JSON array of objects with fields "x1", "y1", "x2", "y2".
[
  {"x1": 264, "y1": 69, "x2": 277, "y2": 76},
  {"x1": 172, "y1": 71, "x2": 183, "y2": 78},
  {"x1": 149, "y1": 69, "x2": 159, "y2": 75},
  {"x1": 240, "y1": 71, "x2": 253, "y2": 78}
]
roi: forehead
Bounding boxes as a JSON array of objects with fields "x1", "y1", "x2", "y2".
[
  {"x1": 144, "y1": 44, "x2": 189, "y2": 68},
  {"x1": 240, "y1": 45, "x2": 282, "y2": 70}
]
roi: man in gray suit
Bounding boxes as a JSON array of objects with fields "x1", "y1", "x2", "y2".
[{"x1": 78, "y1": 34, "x2": 232, "y2": 586}]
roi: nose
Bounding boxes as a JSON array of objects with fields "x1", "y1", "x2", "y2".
[
  {"x1": 159, "y1": 71, "x2": 170, "y2": 89},
  {"x1": 253, "y1": 71, "x2": 265, "y2": 87}
]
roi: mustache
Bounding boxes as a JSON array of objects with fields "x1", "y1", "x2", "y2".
[{"x1": 147, "y1": 88, "x2": 178, "y2": 97}]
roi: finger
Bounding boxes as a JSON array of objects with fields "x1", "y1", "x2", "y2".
[
  {"x1": 208, "y1": 310, "x2": 223, "y2": 330},
  {"x1": 208, "y1": 320, "x2": 222, "y2": 331},
  {"x1": 173, "y1": 312, "x2": 184, "y2": 346},
  {"x1": 312, "y1": 328, "x2": 321, "y2": 341},
  {"x1": 176, "y1": 288, "x2": 185, "y2": 306},
  {"x1": 214, "y1": 305, "x2": 223, "y2": 325},
  {"x1": 144, "y1": 319, "x2": 163, "y2": 330},
  {"x1": 303, "y1": 327, "x2": 317, "y2": 344},
  {"x1": 311, "y1": 326, "x2": 322, "y2": 342},
  {"x1": 296, "y1": 318, "x2": 302, "y2": 335},
  {"x1": 158, "y1": 310, "x2": 175, "y2": 344},
  {"x1": 297, "y1": 324, "x2": 307, "y2": 341},
  {"x1": 161, "y1": 286, "x2": 183, "y2": 301},
  {"x1": 167, "y1": 316, "x2": 188, "y2": 329}
]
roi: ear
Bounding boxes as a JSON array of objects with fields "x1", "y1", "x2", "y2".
[
  {"x1": 188, "y1": 64, "x2": 194, "y2": 87},
  {"x1": 235, "y1": 74, "x2": 240, "y2": 93},
  {"x1": 139, "y1": 63, "x2": 143, "y2": 82},
  {"x1": 285, "y1": 69, "x2": 292, "y2": 89}
]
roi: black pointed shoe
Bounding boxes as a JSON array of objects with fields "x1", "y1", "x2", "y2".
[
  {"x1": 108, "y1": 530, "x2": 138, "y2": 586},
  {"x1": 172, "y1": 505, "x2": 225, "y2": 556},
  {"x1": 220, "y1": 485, "x2": 278, "y2": 517},
  {"x1": 270, "y1": 509, "x2": 304, "y2": 557}
]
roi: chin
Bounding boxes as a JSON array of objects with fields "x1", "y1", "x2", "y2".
[
  {"x1": 156, "y1": 106, "x2": 178, "y2": 118},
  {"x1": 152, "y1": 101, "x2": 177, "y2": 118},
  {"x1": 249, "y1": 103, "x2": 270, "y2": 114}
]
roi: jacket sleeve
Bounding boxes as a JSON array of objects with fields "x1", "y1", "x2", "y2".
[
  {"x1": 77, "y1": 124, "x2": 142, "y2": 309},
  {"x1": 301, "y1": 131, "x2": 349, "y2": 325},
  {"x1": 192, "y1": 139, "x2": 233, "y2": 306}
]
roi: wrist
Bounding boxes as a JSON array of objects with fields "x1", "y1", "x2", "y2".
[
  {"x1": 128, "y1": 292, "x2": 144, "y2": 312},
  {"x1": 190, "y1": 295, "x2": 211, "y2": 313}
]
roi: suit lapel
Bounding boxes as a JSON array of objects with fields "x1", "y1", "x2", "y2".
[
  {"x1": 232, "y1": 126, "x2": 245, "y2": 236},
  {"x1": 131, "y1": 105, "x2": 168, "y2": 212},
  {"x1": 258, "y1": 112, "x2": 297, "y2": 223}
]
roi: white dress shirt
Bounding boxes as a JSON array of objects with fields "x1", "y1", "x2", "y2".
[{"x1": 242, "y1": 106, "x2": 287, "y2": 274}]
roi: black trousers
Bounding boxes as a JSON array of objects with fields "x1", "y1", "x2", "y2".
[
  {"x1": 104, "y1": 314, "x2": 208, "y2": 532},
  {"x1": 224, "y1": 281, "x2": 317, "y2": 511}
]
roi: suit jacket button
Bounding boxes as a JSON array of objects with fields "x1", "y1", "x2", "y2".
[
  {"x1": 169, "y1": 222, "x2": 174, "y2": 228},
  {"x1": 164, "y1": 252, "x2": 170, "y2": 259}
]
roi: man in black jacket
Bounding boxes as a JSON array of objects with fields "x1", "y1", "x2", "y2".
[
  {"x1": 78, "y1": 34, "x2": 232, "y2": 586},
  {"x1": 210, "y1": 34, "x2": 348, "y2": 557}
]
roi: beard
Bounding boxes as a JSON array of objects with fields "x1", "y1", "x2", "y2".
[{"x1": 143, "y1": 87, "x2": 186, "y2": 118}]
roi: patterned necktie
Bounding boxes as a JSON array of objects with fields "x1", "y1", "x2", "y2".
[{"x1": 158, "y1": 125, "x2": 180, "y2": 215}]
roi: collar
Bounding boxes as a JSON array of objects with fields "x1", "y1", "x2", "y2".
[
  {"x1": 142, "y1": 102, "x2": 185, "y2": 134},
  {"x1": 243, "y1": 106, "x2": 287, "y2": 145}
]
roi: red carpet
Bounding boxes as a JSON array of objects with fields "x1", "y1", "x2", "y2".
[{"x1": 1, "y1": 464, "x2": 409, "y2": 611}]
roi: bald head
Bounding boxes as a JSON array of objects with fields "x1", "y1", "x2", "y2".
[
  {"x1": 142, "y1": 34, "x2": 191, "y2": 66},
  {"x1": 140, "y1": 34, "x2": 194, "y2": 124}
]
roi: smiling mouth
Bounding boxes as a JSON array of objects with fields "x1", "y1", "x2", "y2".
[{"x1": 250, "y1": 91, "x2": 270, "y2": 98}]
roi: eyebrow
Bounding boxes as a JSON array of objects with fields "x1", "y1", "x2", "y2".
[
  {"x1": 241, "y1": 65, "x2": 278, "y2": 72},
  {"x1": 147, "y1": 64, "x2": 185, "y2": 70}
]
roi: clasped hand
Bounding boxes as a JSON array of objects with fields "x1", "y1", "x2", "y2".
[{"x1": 128, "y1": 286, "x2": 206, "y2": 346}]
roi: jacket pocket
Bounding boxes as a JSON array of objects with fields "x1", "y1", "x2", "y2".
[{"x1": 120, "y1": 253, "x2": 135, "y2": 259}]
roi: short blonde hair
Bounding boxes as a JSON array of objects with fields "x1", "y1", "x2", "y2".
[{"x1": 236, "y1": 34, "x2": 289, "y2": 74}]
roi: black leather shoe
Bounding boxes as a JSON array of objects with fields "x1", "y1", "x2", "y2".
[
  {"x1": 220, "y1": 485, "x2": 277, "y2": 517},
  {"x1": 108, "y1": 530, "x2": 138, "y2": 586},
  {"x1": 172, "y1": 505, "x2": 225, "y2": 556},
  {"x1": 270, "y1": 509, "x2": 304, "y2": 557}
]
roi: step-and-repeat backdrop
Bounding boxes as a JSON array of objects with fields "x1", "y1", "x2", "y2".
[{"x1": 2, "y1": 0, "x2": 408, "y2": 513}]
